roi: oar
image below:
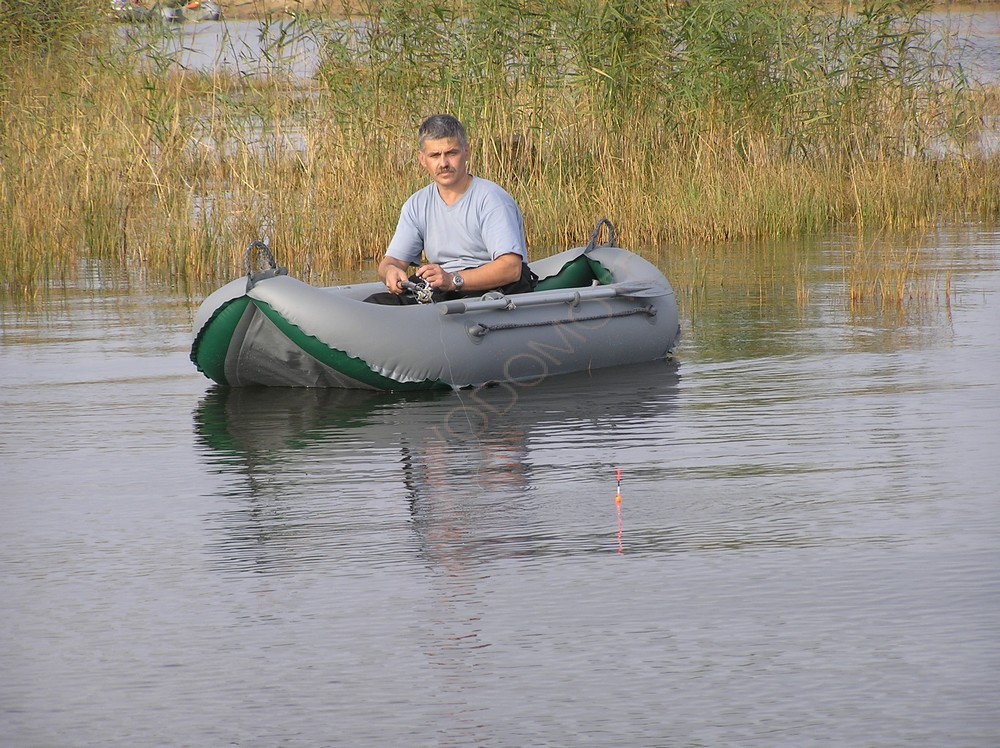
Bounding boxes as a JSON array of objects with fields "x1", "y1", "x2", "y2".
[{"x1": 437, "y1": 281, "x2": 668, "y2": 316}]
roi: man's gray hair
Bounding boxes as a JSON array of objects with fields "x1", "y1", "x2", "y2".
[{"x1": 418, "y1": 114, "x2": 468, "y2": 150}]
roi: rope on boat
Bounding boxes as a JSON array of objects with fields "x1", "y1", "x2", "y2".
[
  {"x1": 467, "y1": 304, "x2": 654, "y2": 338},
  {"x1": 587, "y1": 218, "x2": 618, "y2": 250},
  {"x1": 244, "y1": 240, "x2": 287, "y2": 291}
]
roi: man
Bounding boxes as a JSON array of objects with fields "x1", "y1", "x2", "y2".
[{"x1": 366, "y1": 114, "x2": 534, "y2": 305}]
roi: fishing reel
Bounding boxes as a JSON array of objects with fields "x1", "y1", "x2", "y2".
[{"x1": 401, "y1": 277, "x2": 435, "y2": 304}]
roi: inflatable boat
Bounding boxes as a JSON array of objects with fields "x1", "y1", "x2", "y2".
[{"x1": 190, "y1": 220, "x2": 680, "y2": 389}]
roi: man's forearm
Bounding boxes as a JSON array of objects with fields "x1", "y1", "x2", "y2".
[
  {"x1": 453, "y1": 253, "x2": 522, "y2": 291},
  {"x1": 377, "y1": 256, "x2": 410, "y2": 283}
]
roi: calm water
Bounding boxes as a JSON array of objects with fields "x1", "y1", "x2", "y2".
[
  {"x1": 2, "y1": 228, "x2": 998, "y2": 746},
  {"x1": 134, "y1": 11, "x2": 1000, "y2": 83}
]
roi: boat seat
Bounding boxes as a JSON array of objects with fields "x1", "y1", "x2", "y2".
[{"x1": 533, "y1": 254, "x2": 615, "y2": 292}]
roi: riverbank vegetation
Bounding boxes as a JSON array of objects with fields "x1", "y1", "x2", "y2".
[{"x1": 2, "y1": 0, "x2": 998, "y2": 305}]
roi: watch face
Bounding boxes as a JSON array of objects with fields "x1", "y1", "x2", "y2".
[{"x1": 454, "y1": 273, "x2": 464, "y2": 289}]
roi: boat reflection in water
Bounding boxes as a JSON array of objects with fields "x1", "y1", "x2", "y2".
[{"x1": 193, "y1": 360, "x2": 680, "y2": 574}]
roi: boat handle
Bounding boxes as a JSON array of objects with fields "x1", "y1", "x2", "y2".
[{"x1": 245, "y1": 240, "x2": 287, "y2": 291}]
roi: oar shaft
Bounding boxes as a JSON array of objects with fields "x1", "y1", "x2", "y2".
[{"x1": 438, "y1": 284, "x2": 647, "y2": 316}]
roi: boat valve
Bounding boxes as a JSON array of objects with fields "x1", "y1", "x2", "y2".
[{"x1": 467, "y1": 323, "x2": 489, "y2": 340}]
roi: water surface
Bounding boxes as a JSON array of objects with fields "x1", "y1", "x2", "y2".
[
  {"x1": 2, "y1": 229, "x2": 998, "y2": 746},
  {"x1": 129, "y1": 10, "x2": 1000, "y2": 83}
]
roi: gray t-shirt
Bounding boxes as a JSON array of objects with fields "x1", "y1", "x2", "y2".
[{"x1": 386, "y1": 177, "x2": 527, "y2": 272}]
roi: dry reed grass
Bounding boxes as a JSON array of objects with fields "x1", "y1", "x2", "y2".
[{"x1": 2, "y1": 0, "x2": 999, "y2": 311}]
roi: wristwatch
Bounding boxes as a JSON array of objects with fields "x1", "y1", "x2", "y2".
[{"x1": 452, "y1": 272, "x2": 465, "y2": 291}]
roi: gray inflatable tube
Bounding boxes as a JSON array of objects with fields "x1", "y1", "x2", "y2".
[{"x1": 191, "y1": 243, "x2": 681, "y2": 389}]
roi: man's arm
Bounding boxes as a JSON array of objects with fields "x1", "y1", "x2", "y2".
[
  {"x1": 416, "y1": 252, "x2": 522, "y2": 292},
  {"x1": 377, "y1": 255, "x2": 412, "y2": 296}
]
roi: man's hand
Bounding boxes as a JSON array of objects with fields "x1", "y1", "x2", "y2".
[
  {"x1": 378, "y1": 257, "x2": 411, "y2": 296},
  {"x1": 415, "y1": 263, "x2": 451, "y2": 290},
  {"x1": 383, "y1": 266, "x2": 409, "y2": 295}
]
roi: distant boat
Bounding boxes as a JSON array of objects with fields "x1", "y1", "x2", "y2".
[
  {"x1": 111, "y1": 0, "x2": 151, "y2": 21},
  {"x1": 113, "y1": 0, "x2": 222, "y2": 23}
]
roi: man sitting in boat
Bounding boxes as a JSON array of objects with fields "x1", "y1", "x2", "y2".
[{"x1": 366, "y1": 114, "x2": 536, "y2": 305}]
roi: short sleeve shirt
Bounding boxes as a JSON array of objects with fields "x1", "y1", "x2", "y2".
[{"x1": 386, "y1": 177, "x2": 527, "y2": 272}]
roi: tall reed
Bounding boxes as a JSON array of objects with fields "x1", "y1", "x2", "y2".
[{"x1": 1, "y1": 0, "x2": 998, "y2": 300}]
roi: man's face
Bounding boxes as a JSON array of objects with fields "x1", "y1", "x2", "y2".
[{"x1": 418, "y1": 137, "x2": 470, "y2": 190}]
